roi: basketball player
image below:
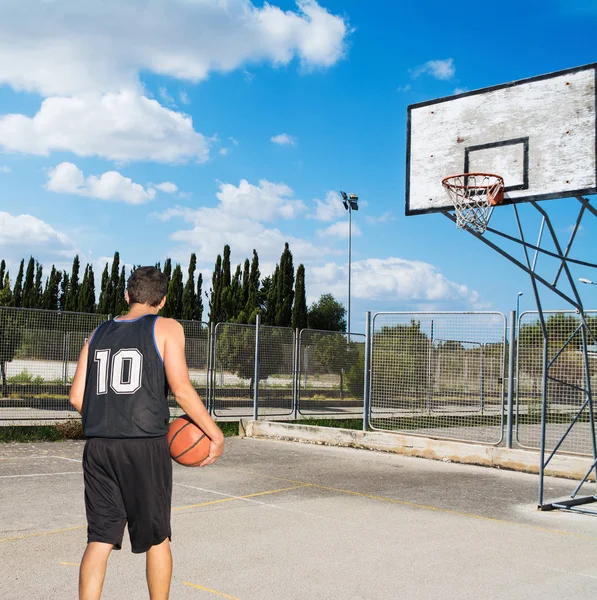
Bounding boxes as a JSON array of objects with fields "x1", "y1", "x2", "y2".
[{"x1": 69, "y1": 266, "x2": 224, "y2": 600}]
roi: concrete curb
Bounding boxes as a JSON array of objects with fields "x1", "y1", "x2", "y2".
[{"x1": 240, "y1": 420, "x2": 595, "y2": 481}]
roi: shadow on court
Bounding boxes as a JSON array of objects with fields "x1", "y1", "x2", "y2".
[{"x1": 1, "y1": 437, "x2": 596, "y2": 600}]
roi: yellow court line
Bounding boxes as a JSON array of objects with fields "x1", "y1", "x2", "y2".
[
  {"x1": 235, "y1": 470, "x2": 597, "y2": 541},
  {"x1": 184, "y1": 581, "x2": 241, "y2": 599},
  {"x1": 0, "y1": 485, "x2": 307, "y2": 543},
  {"x1": 172, "y1": 484, "x2": 308, "y2": 511},
  {"x1": 59, "y1": 561, "x2": 80, "y2": 567},
  {"x1": 0, "y1": 525, "x2": 86, "y2": 544}
]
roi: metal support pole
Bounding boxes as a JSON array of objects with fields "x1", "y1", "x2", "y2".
[
  {"x1": 506, "y1": 311, "x2": 516, "y2": 449},
  {"x1": 347, "y1": 206, "x2": 352, "y2": 341},
  {"x1": 363, "y1": 311, "x2": 372, "y2": 431},
  {"x1": 253, "y1": 314, "x2": 261, "y2": 421},
  {"x1": 208, "y1": 322, "x2": 215, "y2": 414},
  {"x1": 293, "y1": 328, "x2": 300, "y2": 419}
]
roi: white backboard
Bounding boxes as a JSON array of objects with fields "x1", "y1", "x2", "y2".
[{"x1": 406, "y1": 64, "x2": 597, "y2": 215}]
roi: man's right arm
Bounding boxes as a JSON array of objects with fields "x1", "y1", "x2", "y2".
[{"x1": 160, "y1": 319, "x2": 224, "y2": 466}]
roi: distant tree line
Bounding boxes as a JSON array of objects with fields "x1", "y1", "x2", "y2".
[{"x1": 0, "y1": 245, "x2": 347, "y2": 331}]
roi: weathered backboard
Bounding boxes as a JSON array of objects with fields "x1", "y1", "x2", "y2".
[{"x1": 406, "y1": 63, "x2": 597, "y2": 216}]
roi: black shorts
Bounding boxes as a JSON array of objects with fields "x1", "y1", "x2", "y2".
[{"x1": 83, "y1": 436, "x2": 172, "y2": 554}]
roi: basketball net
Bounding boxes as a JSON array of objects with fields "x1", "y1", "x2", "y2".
[{"x1": 442, "y1": 173, "x2": 505, "y2": 234}]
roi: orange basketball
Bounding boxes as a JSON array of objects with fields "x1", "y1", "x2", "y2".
[{"x1": 167, "y1": 415, "x2": 211, "y2": 466}]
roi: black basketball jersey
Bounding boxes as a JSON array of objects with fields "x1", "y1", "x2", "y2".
[{"x1": 82, "y1": 314, "x2": 170, "y2": 439}]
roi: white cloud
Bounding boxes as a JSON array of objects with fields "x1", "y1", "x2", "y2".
[
  {"x1": 312, "y1": 191, "x2": 346, "y2": 221},
  {"x1": 412, "y1": 58, "x2": 455, "y2": 81},
  {"x1": 317, "y1": 220, "x2": 361, "y2": 239},
  {"x1": 219, "y1": 148, "x2": 230, "y2": 156},
  {"x1": 453, "y1": 87, "x2": 468, "y2": 95},
  {"x1": 366, "y1": 212, "x2": 394, "y2": 225},
  {"x1": 0, "y1": 165, "x2": 10, "y2": 173},
  {"x1": 271, "y1": 133, "x2": 298, "y2": 146},
  {"x1": 216, "y1": 179, "x2": 306, "y2": 221},
  {"x1": 229, "y1": 137, "x2": 240, "y2": 146},
  {"x1": 155, "y1": 182, "x2": 178, "y2": 194},
  {"x1": 180, "y1": 91, "x2": 190, "y2": 105},
  {"x1": 0, "y1": 91, "x2": 209, "y2": 164},
  {"x1": 156, "y1": 178, "x2": 317, "y2": 268},
  {"x1": 0, "y1": 211, "x2": 72, "y2": 249},
  {"x1": 46, "y1": 162, "x2": 157, "y2": 205},
  {"x1": 159, "y1": 86, "x2": 176, "y2": 106},
  {"x1": 310, "y1": 257, "x2": 480, "y2": 305},
  {"x1": 0, "y1": 0, "x2": 349, "y2": 97},
  {"x1": 396, "y1": 84, "x2": 412, "y2": 92}
]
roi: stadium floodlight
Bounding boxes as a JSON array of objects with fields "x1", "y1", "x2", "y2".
[
  {"x1": 579, "y1": 278, "x2": 596, "y2": 285},
  {"x1": 338, "y1": 191, "x2": 360, "y2": 338},
  {"x1": 340, "y1": 191, "x2": 349, "y2": 210}
]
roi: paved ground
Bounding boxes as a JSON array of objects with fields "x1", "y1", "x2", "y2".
[{"x1": 1, "y1": 437, "x2": 596, "y2": 600}]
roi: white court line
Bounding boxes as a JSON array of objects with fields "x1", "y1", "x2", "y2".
[
  {"x1": 0, "y1": 471, "x2": 81, "y2": 479},
  {"x1": 173, "y1": 482, "x2": 355, "y2": 526},
  {"x1": 50, "y1": 456, "x2": 81, "y2": 463}
]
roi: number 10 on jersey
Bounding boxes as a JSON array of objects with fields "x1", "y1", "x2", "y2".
[{"x1": 94, "y1": 348, "x2": 144, "y2": 395}]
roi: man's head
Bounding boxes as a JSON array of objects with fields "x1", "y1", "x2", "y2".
[{"x1": 126, "y1": 267, "x2": 168, "y2": 308}]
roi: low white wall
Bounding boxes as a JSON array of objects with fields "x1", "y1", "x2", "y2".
[{"x1": 240, "y1": 420, "x2": 595, "y2": 481}]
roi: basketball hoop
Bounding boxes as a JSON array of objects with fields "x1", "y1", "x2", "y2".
[{"x1": 442, "y1": 173, "x2": 505, "y2": 234}]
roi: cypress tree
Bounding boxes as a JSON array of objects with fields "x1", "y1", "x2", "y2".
[
  {"x1": 164, "y1": 264, "x2": 184, "y2": 318},
  {"x1": 245, "y1": 250, "x2": 260, "y2": 322},
  {"x1": 97, "y1": 263, "x2": 110, "y2": 314},
  {"x1": 0, "y1": 273, "x2": 12, "y2": 306},
  {"x1": 0, "y1": 260, "x2": 5, "y2": 288},
  {"x1": 59, "y1": 272, "x2": 69, "y2": 311},
  {"x1": 291, "y1": 264, "x2": 308, "y2": 330},
  {"x1": 65, "y1": 255, "x2": 80, "y2": 312},
  {"x1": 22, "y1": 257, "x2": 36, "y2": 308},
  {"x1": 227, "y1": 264, "x2": 242, "y2": 320},
  {"x1": 42, "y1": 266, "x2": 61, "y2": 310},
  {"x1": 87, "y1": 265, "x2": 96, "y2": 312},
  {"x1": 196, "y1": 273, "x2": 204, "y2": 322},
  {"x1": 222, "y1": 245, "x2": 231, "y2": 289},
  {"x1": 276, "y1": 243, "x2": 294, "y2": 327},
  {"x1": 163, "y1": 258, "x2": 172, "y2": 283},
  {"x1": 182, "y1": 253, "x2": 197, "y2": 320},
  {"x1": 115, "y1": 266, "x2": 127, "y2": 315},
  {"x1": 241, "y1": 259, "x2": 250, "y2": 306},
  {"x1": 209, "y1": 254, "x2": 222, "y2": 323},
  {"x1": 264, "y1": 266, "x2": 279, "y2": 325},
  {"x1": 107, "y1": 252, "x2": 120, "y2": 314},
  {"x1": 159, "y1": 258, "x2": 172, "y2": 317},
  {"x1": 78, "y1": 264, "x2": 96, "y2": 313},
  {"x1": 12, "y1": 259, "x2": 24, "y2": 308},
  {"x1": 33, "y1": 262, "x2": 43, "y2": 308}
]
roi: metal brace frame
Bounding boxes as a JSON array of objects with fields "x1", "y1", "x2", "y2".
[{"x1": 441, "y1": 196, "x2": 597, "y2": 514}]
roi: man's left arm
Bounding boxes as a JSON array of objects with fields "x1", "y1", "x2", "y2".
[{"x1": 69, "y1": 339, "x2": 91, "y2": 415}]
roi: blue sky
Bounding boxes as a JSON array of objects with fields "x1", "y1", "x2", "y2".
[{"x1": 0, "y1": 0, "x2": 596, "y2": 331}]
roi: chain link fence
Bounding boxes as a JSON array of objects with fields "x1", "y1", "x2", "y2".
[
  {"x1": 516, "y1": 310, "x2": 597, "y2": 455},
  {"x1": 298, "y1": 330, "x2": 366, "y2": 416},
  {"x1": 369, "y1": 312, "x2": 507, "y2": 444},
  {"x1": 211, "y1": 322, "x2": 257, "y2": 418},
  {"x1": 0, "y1": 307, "x2": 106, "y2": 422},
  {"x1": 176, "y1": 320, "x2": 210, "y2": 417}
]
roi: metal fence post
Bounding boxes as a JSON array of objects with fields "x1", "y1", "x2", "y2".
[
  {"x1": 253, "y1": 314, "x2": 261, "y2": 421},
  {"x1": 208, "y1": 322, "x2": 215, "y2": 414},
  {"x1": 363, "y1": 311, "x2": 372, "y2": 431},
  {"x1": 293, "y1": 328, "x2": 300, "y2": 419},
  {"x1": 506, "y1": 310, "x2": 516, "y2": 448}
]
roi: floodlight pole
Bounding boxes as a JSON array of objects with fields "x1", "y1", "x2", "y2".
[
  {"x1": 348, "y1": 204, "x2": 352, "y2": 338},
  {"x1": 340, "y1": 191, "x2": 359, "y2": 338}
]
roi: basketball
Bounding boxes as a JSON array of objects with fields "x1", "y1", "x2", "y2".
[{"x1": 167, "y1": 415, "x2": 211, "y2": 466}]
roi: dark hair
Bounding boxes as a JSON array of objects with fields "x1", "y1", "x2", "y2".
[{"x1": 127, "y1": 267, "x2": 168, "y2": 307}]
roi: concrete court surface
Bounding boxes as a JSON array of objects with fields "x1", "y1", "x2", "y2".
[{"x1": 1, "y1": 438, "x2": 596, "y2": 600}]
